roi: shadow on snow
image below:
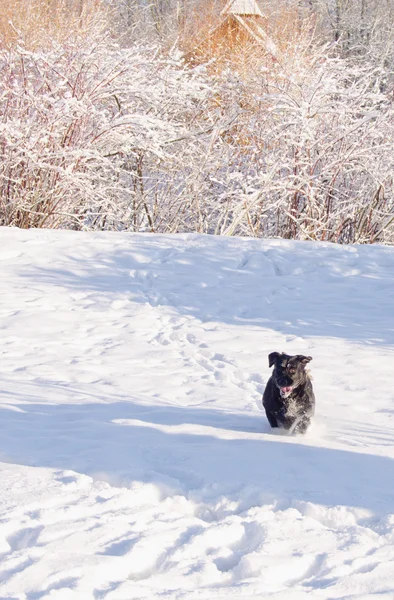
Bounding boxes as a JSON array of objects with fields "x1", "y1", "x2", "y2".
[
  {"x1": 1, "y1": 389, "x2": 394, "y2": 516},
  {"x1": 21, "y1": 233, "x2": 394, "y2": 346}
]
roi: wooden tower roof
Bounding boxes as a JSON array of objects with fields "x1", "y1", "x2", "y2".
[{"x1": 221, "y1": 0, "x2": 264, "y2": 17}]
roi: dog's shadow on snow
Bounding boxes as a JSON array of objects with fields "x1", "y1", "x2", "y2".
[{"x1": 1, "y1": 390, "x2": 394, "y2": 516}]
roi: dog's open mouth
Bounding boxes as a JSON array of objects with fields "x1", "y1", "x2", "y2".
[{"x1": 280, "y1": 386, "x2": 293, "y2": 396}]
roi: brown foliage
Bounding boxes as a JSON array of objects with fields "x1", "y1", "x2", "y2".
[{"x1": 0, "y1": 0, "x2": 109, "y2": 50}]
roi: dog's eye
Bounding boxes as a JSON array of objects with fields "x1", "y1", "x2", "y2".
[{"x1": 289, "y1": 368, "x2": 295, "y2": 374}]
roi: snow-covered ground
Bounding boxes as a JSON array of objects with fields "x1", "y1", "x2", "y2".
[{"x1": 1, "y1": 227, "x2": 394, "y2": 600}]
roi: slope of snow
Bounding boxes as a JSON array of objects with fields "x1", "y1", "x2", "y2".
[{"x1": 1, "y1": 227, "x2": 394, "y2": 600}]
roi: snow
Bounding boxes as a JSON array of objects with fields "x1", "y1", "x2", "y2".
[{"x1": 1, "y1": 226, "x2": 394, "y2": 600}]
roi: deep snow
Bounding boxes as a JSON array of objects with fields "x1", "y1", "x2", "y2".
[{"x1": 1, "y1": 227, "x2": 394, "y2": 599}]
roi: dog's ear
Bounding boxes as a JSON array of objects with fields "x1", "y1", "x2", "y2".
[
  {"x1": 297, "y1": 355, "x2": 312, "y2": 365},
  {"x1": 268, "y1": 352, "x2": 281, "y2": 368}
]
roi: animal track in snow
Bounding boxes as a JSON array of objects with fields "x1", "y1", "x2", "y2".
[{"x1": 149, "y1": 314, "x2": 263, "y2": 402}]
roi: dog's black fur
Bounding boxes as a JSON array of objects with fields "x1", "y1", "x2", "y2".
[{"x1": 262, "y1": 352, "x2": 315, "y2": 434}]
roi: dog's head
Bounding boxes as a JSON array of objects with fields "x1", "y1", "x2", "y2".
[{"x1": 268, "y1": 352, "x2": 312, "y2": 398}]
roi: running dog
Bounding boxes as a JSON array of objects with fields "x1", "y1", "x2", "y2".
[{"x1": 262, "y1": 352, "x2": 315, "y2": 434}]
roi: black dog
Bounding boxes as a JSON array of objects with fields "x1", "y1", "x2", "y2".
[{"x1": 262, "y1": 352, "x2": 315, "y2": 434}]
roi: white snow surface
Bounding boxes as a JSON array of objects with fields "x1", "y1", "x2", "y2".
[{"x1": 1, "y1": 227, "x2": 394, "y2": 600}]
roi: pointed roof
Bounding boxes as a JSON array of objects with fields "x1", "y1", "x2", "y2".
[
  {"x1": 189, "y1": 0, "x2": 278, "y2": 64},
  {"x1": 221, "y1": 0, "x2": 264, "y2": 17},
  {"x1": 232, "y1": 14, "x2": 278, "y2": 56}
]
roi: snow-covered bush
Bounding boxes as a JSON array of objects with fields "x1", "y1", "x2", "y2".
[
  {"x1": 0, "y1": 39, "x2": 211, "y2": 230},
  {"x1": 1, "y1": 12, "x2": 394, "y2": 244},
  {"x1": 206, "y1": 47, "x2": 394, "y2": 243}
]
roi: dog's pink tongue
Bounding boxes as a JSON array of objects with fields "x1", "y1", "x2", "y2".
[{"x1": 281, "y1": 386, "x2": 292, "y2": 393}]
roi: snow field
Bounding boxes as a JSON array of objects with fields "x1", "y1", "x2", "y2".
[{"x1": 1, "y1": 227, "x2": 394, "y2": 599}]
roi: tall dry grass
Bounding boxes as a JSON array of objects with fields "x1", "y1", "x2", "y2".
[{"x1": 0, "y1": 0, "x2": 110, "y2": 50}]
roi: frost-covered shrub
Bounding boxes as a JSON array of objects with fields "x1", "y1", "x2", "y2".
[
  {"x1": 1, "y1": 24, "x2": 394, "y2": 244},
  {"x1": 0, "y1": 40, "x2": 211, "y2": 230},
  {"x1": 206, "y1": 49, "x2": 394, "y2": 243}
]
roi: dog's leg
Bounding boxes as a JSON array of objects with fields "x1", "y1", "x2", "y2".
[
  {"x1": 265, "y1": 410, "x2": 278, "y2": 428},
  {"x1": 281, "y1": 416, "x2": 297, "y2": 431},
  {"x1": 293, "y1": 416, "x2": 311, "y2": 435},
  {"x1": 276, "y1": 409, "x2": 295, "y2": 431}
]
